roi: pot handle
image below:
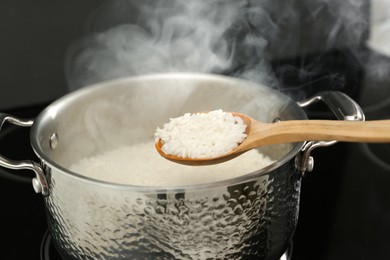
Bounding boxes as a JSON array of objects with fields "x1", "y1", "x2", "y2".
[
  {"x1": 296, "y1": 91, "x2": 365, "y2": 173},
  {"x1": 0, "y1": 113, "x2": 49, "y2": 196},
  {"x1": 297, "y1": 91, "x2": 365, "y2": 121}
]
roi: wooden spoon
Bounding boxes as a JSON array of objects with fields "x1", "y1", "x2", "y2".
[{"x1": 155, "y1": 112, "x2": 390, "y2": 165}]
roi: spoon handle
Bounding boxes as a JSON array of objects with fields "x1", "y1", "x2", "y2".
[{"x1": 248, "y1": 119, "x2": 390, "y2": 148}]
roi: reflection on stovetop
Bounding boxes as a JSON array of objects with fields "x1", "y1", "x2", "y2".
[{"x1": 0, "y1": 47, "x2": 389, "y2": 260}]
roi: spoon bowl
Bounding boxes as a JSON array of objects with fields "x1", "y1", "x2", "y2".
[{"x1": 155, "y1": 112, "x2": 390, "y2": 166}]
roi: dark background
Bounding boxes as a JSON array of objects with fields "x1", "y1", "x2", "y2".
[{"x1": 0, "y1": 0, "x2": 104, "y2": 110}]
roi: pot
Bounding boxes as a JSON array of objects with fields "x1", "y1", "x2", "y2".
[{"x1": 0, "y1": 73, "x2": 364, "y2": 260}]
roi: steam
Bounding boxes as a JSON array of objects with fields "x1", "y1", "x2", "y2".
[
  {"x1": 65, "y1": 0, "x2": 381, "y2": 100},
  {"x1": 66, "y1": 0, "x2": 277, "y2": 90}
]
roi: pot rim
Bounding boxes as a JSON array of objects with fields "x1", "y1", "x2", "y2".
[{"x1": 31, "y1": 73, "x2": 306, "y2": 193}]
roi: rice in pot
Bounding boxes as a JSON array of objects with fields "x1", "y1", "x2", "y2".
[{"x1": 69, "y1": 141, "x2": 275, "y2": 186}]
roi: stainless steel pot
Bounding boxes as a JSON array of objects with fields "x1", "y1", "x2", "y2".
[{"x1": 0, "y1": 73, "x2": 364, "y2": 260}]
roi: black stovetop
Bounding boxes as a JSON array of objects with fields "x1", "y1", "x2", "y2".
[{"x1": 0, "y1": 47, "x2": 389, "y2": 260}]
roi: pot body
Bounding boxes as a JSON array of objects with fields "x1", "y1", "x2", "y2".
[
  {"x1": 45, "y1": 159, "x2": 301, "y2": 260},
  {"x1": 31, "y1": 73, "x2": 308, "y2": 259}
]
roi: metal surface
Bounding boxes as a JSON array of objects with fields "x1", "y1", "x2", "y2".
[
  {"x1": 40, "y1": 229, "x2": 294, "y2": 260},
  {"x1": 34, "y1": 74, "x2": 307, "y2": 259},
  {"x1": 46, "y1": 161, "x2": 301, "y2": 259}
]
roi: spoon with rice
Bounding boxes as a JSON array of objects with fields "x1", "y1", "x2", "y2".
[{"x1": 155, "y1": 109, "x2": 390, "y2": 165}]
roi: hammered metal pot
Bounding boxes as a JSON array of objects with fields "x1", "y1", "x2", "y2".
[{"x1": 0, "y1": 73, "x2": 364, "y2": 260}]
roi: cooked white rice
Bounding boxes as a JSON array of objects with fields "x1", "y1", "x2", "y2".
[
  {"x1": 154, "y1": 109, "x2": 247, "y2": 159},
  {"x1": 69, "y1": 141, "x2": 275, "y2": 186}
]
